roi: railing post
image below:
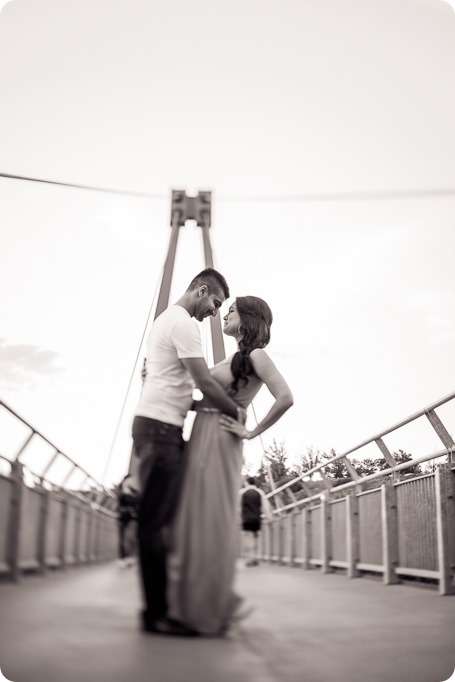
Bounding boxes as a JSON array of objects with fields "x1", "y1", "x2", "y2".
[
  {"x1": 94, "y1": 508, "x2": 102, "y2": 562},
  {"x1": 273, "y1": 517, "x2": 280, "y2": 564},
  {"x1": 59, "y1": 491, "x2": 69, "y2": 570},
  {"x1": 435, "y1": 464, "x2": 455, "y2": 595},
  {"x1": 321, "y1": 497, "x2": 332, "y2": 574},
  {"x1": 37, "y1": 484, "x2": 50, "y2": 575},
  {"x1": 87, "y1": 504, "x2": 94, "y2": 563},
  {"x1": 290, "y1": 511, "x2": 297, "y2": 567},
  {"x1": 346, "y1": 492, "x2": 360, "y2": 578},
  {"x1": 302, "y1": 507, "x2": 311, "y2": 569},
  {"x1": 264, "y1": 520, "x2": 271, "y2": 563},
  {"x1": 381, "y1": 483, "x2": 399, "y2": 585},
  {"x1": 74, "y1": 498, "x2": 81, "y2": 565},
  {"x1": 84, "y1": 500, "x2": 93, "y2": 564},
  {"x1": 89, "y1": 505, "x2": 95, "y2": 562},
  {"x1": 101, "y1": 513, "x2": 109, "y2": 561},
  {"x1": 269, "y1": 519, "x2": 274, "y2": 564},
  {"x1": 278, "y1": 516, "x2": 284, "y2": 565},
  {"x1": 7, "y1": 461, "x2": 25, "y2": 582},
  {"x1": 258, "y1": 521, "x2": 264, "y2": 562}
]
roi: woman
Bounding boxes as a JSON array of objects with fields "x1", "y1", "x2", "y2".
[{"x1": 167, "y1": 296, "x2": 293, "y2": 635}]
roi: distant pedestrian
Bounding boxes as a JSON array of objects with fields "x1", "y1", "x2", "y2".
[
  {"x1": 239, "y1": 476, "x2": 273, "y2": 566},
  {"x1": 117, "y1": 474, "x2": 140, "y2": 568}
]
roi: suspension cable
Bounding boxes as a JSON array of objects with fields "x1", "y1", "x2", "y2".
[
  {"x1": 100, "y1": 263, "x2": 165, "y2": 484},
  {"x1": 0, "y1": 171, "x2": 166, "y2": 199},
  {"x1": 219, "y1": 187, "x2": 455, "y2": 202},
  {"x1": 2, "y1": 171, "x2": 455, "y2": 203}
]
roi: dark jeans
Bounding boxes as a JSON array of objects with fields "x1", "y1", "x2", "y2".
[
  {"x1": 132, "y1": 415, "x2": 185, "y2": 623},
  {"x1": 242, "y1": 520, "x2": 261, "y2": 534}
]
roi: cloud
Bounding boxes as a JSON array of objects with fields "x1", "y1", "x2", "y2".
[{"x1": 0, "y1": 339, "x2": 64, "y2": 390}]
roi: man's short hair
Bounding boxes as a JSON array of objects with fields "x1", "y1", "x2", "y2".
[
  {"x1": 247, "y1": 476, "x2": 256, "y2": 485},
  {"x1": 187, "y1": 267, "x2": 230, "y2": 299}
]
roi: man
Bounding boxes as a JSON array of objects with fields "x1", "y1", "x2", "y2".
[
  {"x1": 239, "y1": 476, "x2": 273, "y2": 566},
  {"x1": 132, "y1": 267, "x2": 244, "y2": 636}
]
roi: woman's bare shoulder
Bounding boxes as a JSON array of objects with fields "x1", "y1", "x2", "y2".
[{"x1": 249, "y1": 348, "x2": 272, "y2": 368}]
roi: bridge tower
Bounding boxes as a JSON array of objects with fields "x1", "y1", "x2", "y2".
[
  {"x1": 153, "y1": 189, "x2": 226, "y2": 362},
  {"x1": 128, "y1": 189, "x2": 225, "y2": 474}
]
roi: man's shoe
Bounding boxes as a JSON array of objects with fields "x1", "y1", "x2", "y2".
[{"x1": 143, "y1": 616, "x2": 199, "y2": 637}]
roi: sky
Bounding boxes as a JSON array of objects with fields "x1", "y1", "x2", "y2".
[{"x1": 1, "y1": 0, "x2": 455, "y2": 488}]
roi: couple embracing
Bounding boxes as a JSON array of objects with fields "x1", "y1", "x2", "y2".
[{"x1": 132, "y1": 267, "x2": 293, "y2": 637}]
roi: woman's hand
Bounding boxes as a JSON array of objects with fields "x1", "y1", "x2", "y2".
[{"x1": 219, "y1": 414, "x2": 250, "y2": 439}]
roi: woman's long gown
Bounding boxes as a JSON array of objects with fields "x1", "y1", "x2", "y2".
[{"x1": 167, "y1": 355, "x2": 262, "y2": 635}]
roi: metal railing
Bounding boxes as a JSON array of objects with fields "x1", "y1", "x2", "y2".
[
  {"x1": 0, "y1": 400, "x2": 119, "y2": 581},
  {"x1": 258, "y1": 392, "x2": 455, "y2": 595},
  {"x1": 0, "y1": 399, "x2": 116, "y2": 499},
  {"x1": 266, "y1": 390, "x2": 455, "y2": 512}
]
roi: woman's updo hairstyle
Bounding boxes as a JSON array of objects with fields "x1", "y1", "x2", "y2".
[{"x1": 229, "y1": 296, "x2": 273, "y2": 395}]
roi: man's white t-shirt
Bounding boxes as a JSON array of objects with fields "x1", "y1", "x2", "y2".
[{"x1": 135, "y1": 305, "x2": 204, "y2": 427}]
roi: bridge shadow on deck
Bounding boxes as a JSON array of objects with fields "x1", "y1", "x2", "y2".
[{"x1": 0, "y1": 561, "x2": 453, "y2": 682}]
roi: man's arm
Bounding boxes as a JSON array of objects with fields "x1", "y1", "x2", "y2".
[{"x1": 181, "y1": 357, "x2": 243, "y2": 420}]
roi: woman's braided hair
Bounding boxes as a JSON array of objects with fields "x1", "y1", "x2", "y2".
[{"x1": 229, "y1": 296, "x2": 273, "y2": 395}]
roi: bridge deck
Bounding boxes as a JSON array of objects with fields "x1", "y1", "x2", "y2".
[{"x1": 0, "y1": 562, "x2": 453, "y2": 682}]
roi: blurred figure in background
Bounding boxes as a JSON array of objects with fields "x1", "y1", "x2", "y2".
[
  {"x1": 117, "y1": 474, "x2": 140, "y2": 568},
  {"x1": 239, "y1": 475, "x2": 273, "y2": 566}
]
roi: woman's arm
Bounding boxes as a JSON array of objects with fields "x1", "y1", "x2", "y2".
[{"x1": 219, "y1": 348, "x2": 293, "y2": 440}]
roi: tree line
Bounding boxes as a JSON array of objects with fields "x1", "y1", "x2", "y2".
[{"x1": 253, "y1": 440, "x2": 438, "y2": 505}]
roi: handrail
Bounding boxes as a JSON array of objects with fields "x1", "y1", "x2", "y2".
[
  {"x1": 272, "y1": 447, "x2": 450, "y2": 514},
  {"x1": 0, "y1": 399, "x2": 114, "y2": 500},
  {"x1": 266, "y1": 390, "x2": 455, "y2": 506}
]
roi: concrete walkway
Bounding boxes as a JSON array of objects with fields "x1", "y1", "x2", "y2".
[{"x1": 0, "y1": 562, "x2": 454, "y2": 682}]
